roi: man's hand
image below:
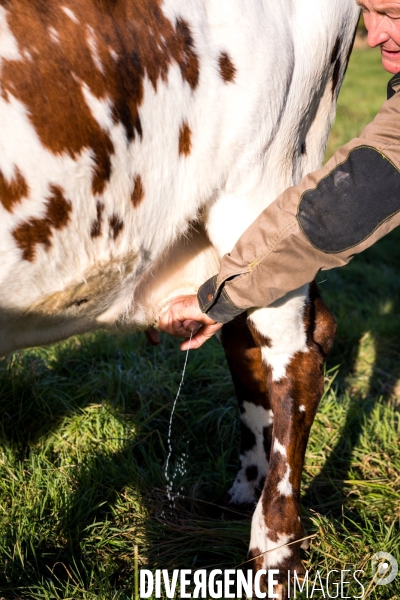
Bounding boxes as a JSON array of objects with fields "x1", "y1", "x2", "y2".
[{"x1": 158, "y1": 295, "x2": 222, "y2": 350}]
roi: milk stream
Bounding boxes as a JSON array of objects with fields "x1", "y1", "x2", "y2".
[{"x1": 164, "y1": 331, "x2": 192, "y2": 509}]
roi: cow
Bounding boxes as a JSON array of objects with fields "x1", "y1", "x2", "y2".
[{"x1": 0, "y1": 0, "x2": 360, "y2": 596}]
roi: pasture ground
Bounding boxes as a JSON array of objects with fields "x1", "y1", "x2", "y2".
[{"x1": 0, "y1": 47, "x2": 399, "y2": 599}]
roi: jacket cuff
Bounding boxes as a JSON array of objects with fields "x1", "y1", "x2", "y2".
[{"x1": 197, "y1": 275, "x2": 245, "y2": 324}]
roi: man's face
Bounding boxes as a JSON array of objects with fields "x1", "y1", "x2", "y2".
[{"x1": 358, "y1": 0, "x2": 400, "y2": 73}]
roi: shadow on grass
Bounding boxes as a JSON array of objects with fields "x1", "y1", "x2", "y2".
[{"x1": 0, "y1": 331, "x2": 247, "y2": 596}]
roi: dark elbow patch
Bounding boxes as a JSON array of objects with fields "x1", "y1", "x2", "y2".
[{"x1": 297, "y1": 146, "x2": 400, "y2": 253}]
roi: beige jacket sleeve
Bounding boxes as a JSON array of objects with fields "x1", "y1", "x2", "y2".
[{"x1": 198, "y1": 78, "x2": 400, "y2": 323}]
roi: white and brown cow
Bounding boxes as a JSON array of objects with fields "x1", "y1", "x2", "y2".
[{"x1": 0, "y1": 0, "x2": 359, "y2": 594}]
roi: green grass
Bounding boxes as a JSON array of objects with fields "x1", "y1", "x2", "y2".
[
  {"x1": 0, "y1": 47, "x2": 399, "y2": 599},
  {"x1": 326, "y1": 46, "x2": 388, "y2": 159}
]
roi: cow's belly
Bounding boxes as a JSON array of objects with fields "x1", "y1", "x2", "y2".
[{"x1": 0, "y1": 224, "x2": 219, "y2": 356}]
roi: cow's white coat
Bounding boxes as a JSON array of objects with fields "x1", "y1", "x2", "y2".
[
  {"x1": 0, "y1": 0, "x2": 360, "y2": 571},
  {"x1": 0, "y1": 0, "x2": 359, "y2": 358}
]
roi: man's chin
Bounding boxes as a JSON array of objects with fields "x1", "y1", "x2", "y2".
[{"x1": 381, "y1": 51, "x2": 400, "y2": 74}]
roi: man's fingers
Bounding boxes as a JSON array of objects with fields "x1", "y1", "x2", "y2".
[
  {"x1": 157, "y1": 294, "x2": 221, "y2": 346},
  {"x1": 182, "y1": 319, "x2": 202, "y2": 333},
  {"x1": 180, "y1": 322, "x2": 222, "y2": 350}
]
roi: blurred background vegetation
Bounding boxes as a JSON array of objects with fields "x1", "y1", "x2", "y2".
[{"x1": 358, "y1": 13, "x2": 367, "y2": 36}]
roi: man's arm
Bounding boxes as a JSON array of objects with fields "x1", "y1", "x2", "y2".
[{"x1": 160, "y1": 82, "x2": 400, "y2": 349}]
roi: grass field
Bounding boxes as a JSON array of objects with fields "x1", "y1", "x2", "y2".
[{"x1": 0, "y1": 47, "x2": 399, "y2": 600}]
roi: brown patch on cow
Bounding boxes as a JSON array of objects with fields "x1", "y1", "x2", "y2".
[
  {"x1": 0, "y1": 167, "x2": 29, "y2": 212},
  {"x1": 250, "y1": 281, "x2": 336, "y2": 581},
  {"x1": 90, "y1": 200, "x2": 105, "y2": 238},
  {"x1": 13, "y1": 185, "x2": 71, "y2": 261},
  {"x1": 301, "y1": 141, "x2": 307, "y2": 156},
  {"x1": 175, "y1": 18, "x2": 200, "y2": 89},
  {"x1": 263, "y1": 285, "x2": 335, "y2": 494},
  {"x1": 221, "y1": 314, "x2": 271, "y2": 409},
  {"x1": 247, "y1": 321, "x2": 272, "y2": 350},
  {"x1": 229, "y1": 285, "x2": 336, "y2": 583},
  {"x1": 131, "y1": 174, "x2": 144, "y2": 207},
  {"x1": 178, "y1": 122, "x2": 192, "y2": 156},
  {"x1": 221, "y1": 314, "x2": 273, "y2": 479},
  {"x1": 2, "y1": 1, "x2": 200, "y2": 195},
  {"x1": 219, "y1": 51, "x2": 236, "y2": 83},
  {"x1": 109, "y1": 213, "x2": 124, "y2": 240}
]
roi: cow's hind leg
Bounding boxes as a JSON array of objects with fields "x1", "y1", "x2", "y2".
[
  {"x1": 220, "y1": 313, "x2": 273, "y2": 508},
  {"x1": 246, "y1": 282, "x2": 336, "y2": 596}
]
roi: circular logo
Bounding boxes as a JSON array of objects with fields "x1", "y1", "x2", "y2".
[{"x1": 371, "y1": 552, "x2": 398, "y2": 585}]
